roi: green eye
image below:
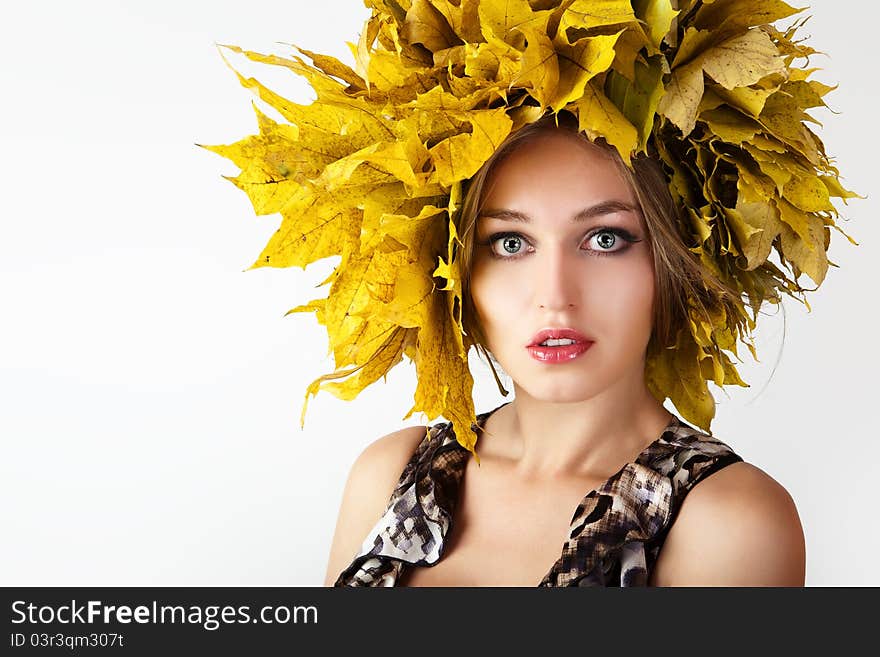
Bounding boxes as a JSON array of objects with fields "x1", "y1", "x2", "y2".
[
  {"x1": 591, "y1": 230, "x2": 618, "y2": 250},
  {"x1": 501, "y1": 236, "x2": 523, "y2": 254},
  {"x1": 594, "y1": 231, "x2": 617, "y2": 250}
]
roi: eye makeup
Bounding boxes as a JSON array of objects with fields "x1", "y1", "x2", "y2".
[{"x1": 476, "y1": 226, "x2": 642, "y2": 260}]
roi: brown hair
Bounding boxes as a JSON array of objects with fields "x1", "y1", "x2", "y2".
[{"x1": 454, "y1": 111, "x2": 741, "y2": 381}]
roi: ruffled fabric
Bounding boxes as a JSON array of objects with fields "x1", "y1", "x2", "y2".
[{"x1": 335, "y1": 403, "x2": 742, "y2": 587}]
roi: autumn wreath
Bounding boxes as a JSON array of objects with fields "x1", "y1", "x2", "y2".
[{"x1": 205, "y1": 0, "x2": 857, "y2": 453}]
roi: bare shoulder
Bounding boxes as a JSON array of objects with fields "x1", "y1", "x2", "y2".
[
  {"x1": 650, "y1": 461, "x2": 806, "y2": 586},
  {"x1": 322, "y1": 424, "x2": 429, "y2": 586}
]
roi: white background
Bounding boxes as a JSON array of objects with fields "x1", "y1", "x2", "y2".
[{"x1": 1, "y1": 0, "x2": 876, "y2": 586}]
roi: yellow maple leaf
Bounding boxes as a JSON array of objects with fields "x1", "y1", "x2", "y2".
[
  {"x1": 634, "y1": 0, "x2": 679, "y2": 51},
  {"x1": 426, "y1": 0, "x2": 481, "y2": 43},
  {"x1": 710, "y1": 83, "x2": 777, "y2": 118},
  {"x1": 551, "y1": 32, "x2": 620, "y2": 111},
  {"x1": 779, "y1": 216, "x2": 829, "y2": 287},
  {"x1": 727, "y1": 198, "x2": 784, "y2": 271},
  {"x1": 557, "y1": 0, "x2": 637, "y2": 36},
  {"x1": 573, "y1": 79, "x2": 638, "y2": 165},
  {"x1": 646, "y1": 328, "x2": 718, "y2": 433},
  {"x1": 659, "y1": 29, "x2": 785, "y2": 136},
  {"x1": 478, "y1": 0, "x2": 552, "y2": 49},
  {"x1": 606, "y1": 56, "x2": 665, "y2": 150},
  {"x1": 406, "y1": 291, "x2": 479, "y2": 456},
  {"x1": 658, "y1": 60, "x2": 704, "y2": 136},
  {"x1": 701, "y1": 106, "x2": 761, "y2": 144},
  {"x1": 512, "y1": 23, "x2": 559, "y2": 109},
  {"x1": 465, "y1": 35, "x2": 520, "y2": 81},
  {"x1": 691, "y1": 0, "x2": 803, "y2": 34},
  {"x1": 402, "y1": 0, "x2": 460, "y2": 52},
  {"x1": 428, "y1": 108, "x2": 514, "y2": 186}
]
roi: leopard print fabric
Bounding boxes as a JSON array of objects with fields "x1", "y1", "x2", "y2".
[{"x1": 334, "y1": 403, "x2": 743, "y2": 587}]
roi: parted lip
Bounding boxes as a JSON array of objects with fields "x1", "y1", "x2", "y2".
[{"x1": 527, "y1": 328, "x2": 593, "y2": 347}]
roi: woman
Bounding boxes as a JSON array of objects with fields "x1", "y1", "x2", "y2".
[
  {"x1": 209, "y1": 0, "x2": 848, "y2": 587},
  {"x1": 323, "y1": 114, "x2": 806, "y2": 587}
]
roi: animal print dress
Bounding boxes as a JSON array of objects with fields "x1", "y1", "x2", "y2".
[{"x1": 334, "y1": 402, "x2": 743, "y2": 587}]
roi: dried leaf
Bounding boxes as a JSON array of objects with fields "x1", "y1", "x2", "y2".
[
  {"x1": 606, "y1": 56, "x2": 665, "y2": 150},
  {"x1": 692, "y1": 0, "x2": 803, "y2": 33},
  {"x1": 403, "y1": 0, "x2": 460, "y2": 52},
  {"x1": 633, "y1": 0, "x2": 679, "y2": 50},
  {"x1": 727, "y1": 199, "x2": 783, "y2": 270},
  {"x1": 657, "y1": 60, "x2": 703, "y2": 135},
  {"x1": 660, "y1": 29, "x2": 785, "y2": 136},
  {"x1": 700, "y1": 29, "x2": 786, "y2": 90},
  {"x1": 428, "y1": 108, "x2": 514, "y2": 186},
  {"x1": 464, "y1": 36, "x2": 521, "y2": 80},
  {"x1": 478, "y1": 0, "x2": 552, "y2": 48},
  {"x1": 573, "y1": 79, "x2": 638, "y2": 164},
  {"x1": 551, "y1": 32, "x2": 620, "y2": 110},
  {"x1": 779, "y1": 214, "x2": 829, "y2": 286},
  {"x1": 557, "y1": 0, "x2": 637, "y2": 35},
  {"x1": 513, "y1": 23, "x2": 560, "y2": 109}
]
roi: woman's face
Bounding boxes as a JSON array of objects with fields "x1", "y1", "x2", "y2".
[{"x1": 470, "y1": 130, "x2": 656, "y2": 403}]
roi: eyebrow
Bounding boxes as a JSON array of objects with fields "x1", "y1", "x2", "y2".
[{"x1": 478, "y1": 200, "x2": 640, "y2": 223}]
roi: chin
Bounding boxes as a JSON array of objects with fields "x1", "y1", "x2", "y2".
[
  {"x1": 502, "y1": 352, "x2": 640, "y2": 405},
  {"x1": 509, "y1": 369, "x2": 612, "y2": 405},
  {"x1": 525, "y1": 389, "x2": 600, "y2": 405}
]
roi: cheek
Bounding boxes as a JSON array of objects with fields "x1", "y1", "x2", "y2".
[
  {"x1": 588, "y1": 257, "x2": 656, "y2": 331},
  {"x1": 468, "y1": 261, "x2": 521, "y2": 339},
  {"x1": 469, "y1": 265, "x2": 500, "y2": 326},
  {"x1": 627, "y1": 262, "x2": 656, "y2": 332}
]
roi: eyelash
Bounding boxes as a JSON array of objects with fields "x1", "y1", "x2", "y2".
[{"x1": 477, "y1": 227, "x2": 642, "y2": 261}]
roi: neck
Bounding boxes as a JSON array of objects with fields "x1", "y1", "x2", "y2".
[{"x1": 479, "y1": 368, "x2": 674, "y2": 482}]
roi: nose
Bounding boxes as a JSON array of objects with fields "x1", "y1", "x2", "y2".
[{"x1": 534, "y1": 244, "x2": 578, "y2": 310}]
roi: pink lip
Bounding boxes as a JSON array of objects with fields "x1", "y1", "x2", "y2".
[
  {"x1": 526, "y1": 341, "x2": 593, "y2": 363},
  {"x1": 526, "y1": 327, "x2": 592, "y2": 347},
  {"x1": 526, "y1": 328, "x2": 594, "y2": 364}
]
